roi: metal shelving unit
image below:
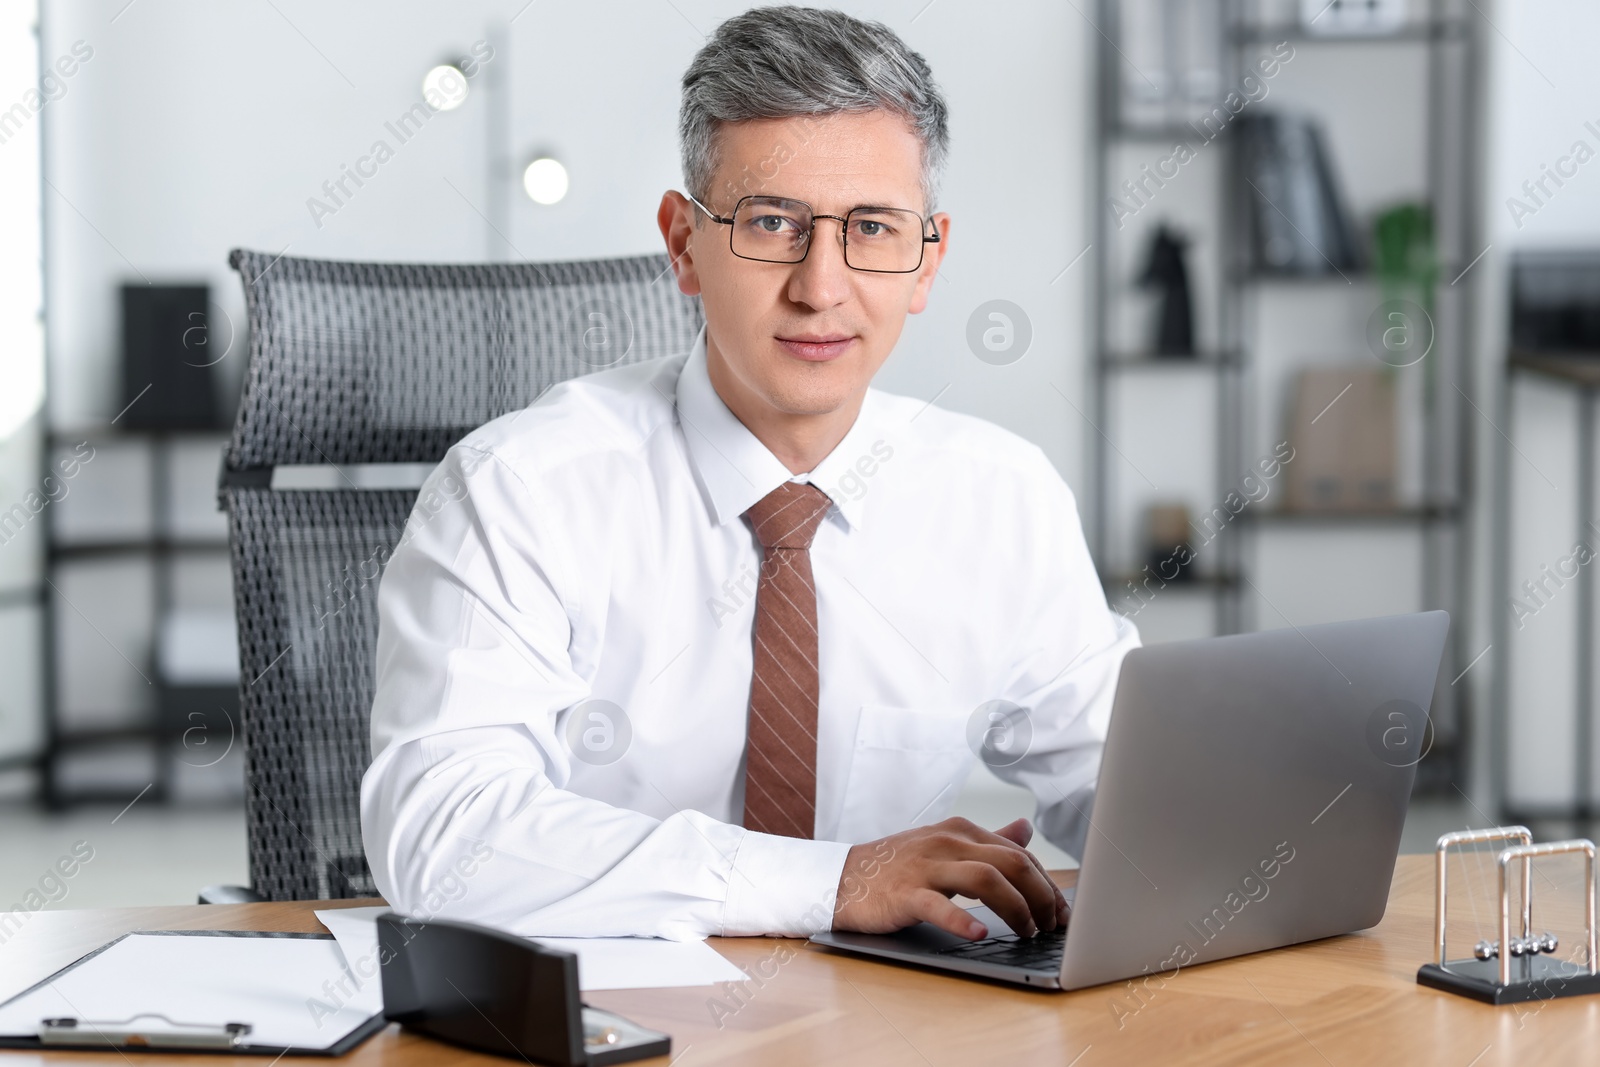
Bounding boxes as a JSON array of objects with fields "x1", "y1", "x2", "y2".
[
  {"x1": 39, "y1": 428, "x2": 235, "y2": 808},
  {"x1": 1088, "y1": 1, "x2": 1480, "y2": 791}
]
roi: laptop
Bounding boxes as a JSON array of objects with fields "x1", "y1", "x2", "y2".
[{"x1": 810, "y1": 610, "x2": 1450, "y2": 990}]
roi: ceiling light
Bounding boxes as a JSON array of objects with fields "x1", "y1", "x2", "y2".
[
  {"x1": 522, "y1": 157, "x2": 569, "y2": 205},
  {"x1": 422, "y1": 65, "x2": 469, "y2": 111}
]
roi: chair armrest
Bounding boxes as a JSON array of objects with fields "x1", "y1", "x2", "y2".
[{"x1": 198, "y1": 884, "x2": 266, "y2": 905}]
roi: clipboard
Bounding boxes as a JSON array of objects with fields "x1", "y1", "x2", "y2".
[{"x1": 0, "y1": 929, "x2": 386, "y2": 1055}]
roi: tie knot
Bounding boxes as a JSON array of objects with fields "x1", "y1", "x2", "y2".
[{"x1": 745, "y1": 481, "x2": 833, "y2": 550}]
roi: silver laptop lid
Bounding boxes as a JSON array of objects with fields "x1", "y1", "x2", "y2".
[{"x1": 1060, "y1": 610, "x2": 1449, "y2": 990}]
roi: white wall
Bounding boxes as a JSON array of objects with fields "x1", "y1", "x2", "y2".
[
  {"x1": 41, "y1": 0, "x2": 1093, "y2": 468},
  {"x1": 38, "y1": 0, "x2": 1600, "y2": 834},
  {"x1": 35, "y1": 0, "x2": 1094, "y2": 798},
  {"x1": 1475, "y1": 0, "x2": 1600, "y2": 811},
  {"x1": 0, "y1": 1, "x2": 46, "y2": 770}
]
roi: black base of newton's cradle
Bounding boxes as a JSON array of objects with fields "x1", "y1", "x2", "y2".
[{"x1": 1418, "y1": 958, "x2": 1600, "y2": 1005}]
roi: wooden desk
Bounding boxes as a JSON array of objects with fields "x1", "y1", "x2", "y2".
[{"x1": 3, "y1": 855, "x2": 1597, "y2": 1065}]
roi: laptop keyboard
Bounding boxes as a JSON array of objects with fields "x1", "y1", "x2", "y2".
[{"x1": 933, "y1": 926, "x2": 1067, "y2": 970}]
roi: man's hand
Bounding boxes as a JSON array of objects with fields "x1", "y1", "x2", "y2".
[{"x1": 831, "y1": 817, "x2": 1068, "y2": 940}]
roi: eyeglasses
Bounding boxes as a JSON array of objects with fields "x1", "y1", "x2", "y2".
[{"x1": 685, "y1": 192, "x2": 941, "y2": 274}]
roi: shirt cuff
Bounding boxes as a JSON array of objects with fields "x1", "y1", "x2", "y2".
[{"x1": 721, "y1": 831, "x2": 853, "y2": 937}]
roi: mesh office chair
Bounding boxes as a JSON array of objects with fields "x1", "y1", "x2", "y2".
[{"x1": 213, "y1": 248, "x2": 703, "y2": 901}]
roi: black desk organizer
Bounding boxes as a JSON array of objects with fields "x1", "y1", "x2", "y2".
[{"x1": 378, "y1": 914, "x2": 670, "y2": 1066}]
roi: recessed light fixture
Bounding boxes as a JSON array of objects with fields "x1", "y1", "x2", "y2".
[
  {"x1": 422, "y1": 64, "x2": 469, "y2": 111},
  {"x1": 522, "y1": 157, "x2": 569, "y2": 205}
]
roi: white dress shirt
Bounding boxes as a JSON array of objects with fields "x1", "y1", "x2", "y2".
[{"x1": 361, "y1": 327, "x2": 1140, "y2": 940}]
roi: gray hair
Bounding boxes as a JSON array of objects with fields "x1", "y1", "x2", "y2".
[{"x1": 679, "y1": 6, "x2": 949, "y2": 214}]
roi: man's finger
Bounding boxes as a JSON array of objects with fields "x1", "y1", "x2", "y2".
[
  {"x1": 937, "y1": 860, "x2": 1037, "y2": 937},
  {"x1": 906, "y1": 887, "x2": 988, "y2": 940},
  {"x1": 965, "y1": 843, "x2": 1061, "y2": 931},
  {"x1": 971, "y1": 821, "x2": 1065, "y2": 927},
  {"x1": 1012, "y1": 841, "x2": 1067, "y2": 925}
]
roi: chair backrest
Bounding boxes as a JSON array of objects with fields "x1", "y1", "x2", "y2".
[{"x1": 222, "y1": 248, "x2": 704, "y2": 900}]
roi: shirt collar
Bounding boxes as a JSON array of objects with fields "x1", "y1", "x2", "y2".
[{"x1": 675, "y1": 326, "x2": 879, "y2": 532}]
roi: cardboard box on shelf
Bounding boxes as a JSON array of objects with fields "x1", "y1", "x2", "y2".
[{"x1": 1283, "y1": 366, "x2": 1397, "y2": 512}]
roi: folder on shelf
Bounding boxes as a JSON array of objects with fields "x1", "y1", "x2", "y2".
[{"x1": 0, "y1": 929, "x2": 384, "y2": 1055}]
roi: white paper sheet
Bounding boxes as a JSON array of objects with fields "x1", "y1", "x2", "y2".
[
  {"x1": 0, "y1": 932, "x2": 380, "y2": 1050},
  {"x1": 524, "y1": 934, "x2": 749, "y2": 990},
  {"x1": 315, "y1": 905, "x2": 748, "y2": 991}
]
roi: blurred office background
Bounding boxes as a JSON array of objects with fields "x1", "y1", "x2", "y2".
[{"x1": 1, "y1": 0, "x2": 1597, "y2": 904}]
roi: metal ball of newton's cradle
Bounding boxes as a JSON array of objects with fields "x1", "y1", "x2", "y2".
[{"x1": 1471, "y1": 933, "x2": 1559, "y2": 960}]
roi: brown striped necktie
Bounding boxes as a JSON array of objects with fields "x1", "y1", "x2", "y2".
[{"x1": 741, "y1": 480, "x2": 834, "y2": 839}]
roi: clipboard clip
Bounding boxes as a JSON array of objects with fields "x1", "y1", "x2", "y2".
[{"x1": 39, "y1": 1014, "x2": 253, "y2": 1050}]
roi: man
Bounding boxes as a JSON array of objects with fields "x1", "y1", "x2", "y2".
[{"x1": 362, "y1": 5, "x2": 1139, "y2": 943}]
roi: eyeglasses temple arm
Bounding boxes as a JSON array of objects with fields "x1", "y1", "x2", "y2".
[{"x1": 684, "y1": 191, "x2": 734, "y2": 226}]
